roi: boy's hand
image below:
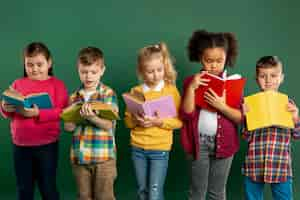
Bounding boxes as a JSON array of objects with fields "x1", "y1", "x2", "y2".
[
  {"x1": 1, "y1": 100, "x2": 16, "y2": 113},
  {"x1": 287, "y1": 102, "x2": 299, "y2": 123},
  {"x1": 204, "y1": 88, "x2": 226, "y2": 110},
  {"x1": 18, "y1": 104, "x2": 39, "y2": 118},
  {"x1": 242, "y1": 103, "x2": 250, "y2": 115},
  {"x1": 80, "y1": 103, "x2": 97, "y2": 120},
  {"x1": 64, "y1": 122, "x2": 76, "y2": 132},
  {"x1": 188, "y1": 72, "x2": 210, "y2": 91}
]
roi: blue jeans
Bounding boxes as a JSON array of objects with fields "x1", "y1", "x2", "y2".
[
  {"x1": 131, "y1": 146, "x2": 169, "y2": 200},
  {"x1": 13, "y1": 142, "x2": 59, "y2": 200},
  {"x1": 244, "y1": 176, "x2": 293, "y2": 200}
]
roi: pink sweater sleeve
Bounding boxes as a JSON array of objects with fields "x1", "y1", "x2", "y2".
[
  {"x1": 0, "y1": 107, "x2": 14, "y2": 118},
  {"x1": 38, "y1": 80, "x2": 68, "y2": 122}
]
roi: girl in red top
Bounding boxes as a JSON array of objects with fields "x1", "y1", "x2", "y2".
[
  {"x1": 1, "y1": 42, "x2": 68, "y2": 200},
  {"x1": 180, "y1": 30, "x2": 243, "y2": 200}
]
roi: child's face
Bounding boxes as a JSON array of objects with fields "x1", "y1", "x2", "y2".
[
  {"x1": 78, "y1": 60, "x2": 104, "y2": 91},
  {"x1": 24, "y1": 54, "x2": 51, "y2": 81},
  {"x1": 142, "y1": 57, "x2": 165, "y2": 88},
  {"x1": 256, "y1": 66, "x2": 284, "y2": 91},
  {"x1": 200, "y1": 47, "x2": 226, "y2": 75}
]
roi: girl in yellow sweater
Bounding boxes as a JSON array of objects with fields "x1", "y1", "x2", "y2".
[{"x1": 124, "y1": 42, "x2": 182, "y2": 200}]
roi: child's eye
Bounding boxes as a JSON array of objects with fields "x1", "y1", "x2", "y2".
[{"x1": 26, "y1": 63, "x2": 33, "y2": 67}]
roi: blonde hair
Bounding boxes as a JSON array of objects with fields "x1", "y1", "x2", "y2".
[{"x1": 137, "y1": 42, "x2": 177, "y2": 85}]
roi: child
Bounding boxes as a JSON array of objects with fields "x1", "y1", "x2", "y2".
[
  {"x1": 180, "y1": 29, "x2": 243, "y2": 200},
  {"x1": 64, "y1": 47, "x2": 118, "y2": 200},
  {"x1": 0, "y1": 42, "x2": 68, "y2": 200},
  {"x1": 242, "y1": 56, "x2": 300, "y2": 200},
  {"x1": 124, "y1": 42, "x2": 182, "y2": 200}
]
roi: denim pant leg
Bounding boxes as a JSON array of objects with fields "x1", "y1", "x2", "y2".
[
  {"x1": 34, "y1": 142, "x2": 60, "y2": 200},
  {"x1": 244, "y1": 176, "x2": 264, "y2": 200},
  {"x1": 13, "y1": 144, "x2": 35, "y2": 200},
  {"x1": 132, "y1": 147, "x2": 149, "y2": 200},
  {"x1": 271, "y1": 177, "x2": 293, "y2": 200},
  {"x1": 189, "y1": 138, "x2": 210, "y2": 200},
  {"x1": 207, "y1": 155, "x2": 233, "y2": 200},
  {"x1": 189, "y1": 135, "x2": 233, "y2": 200},
  {"x1": 148, "y1": 150, "x2": 169, "y2": 200}
]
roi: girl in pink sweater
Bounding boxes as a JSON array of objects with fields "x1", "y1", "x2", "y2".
[{"x1": 1, "y1": 42, "x2": 68, "y2": 200}]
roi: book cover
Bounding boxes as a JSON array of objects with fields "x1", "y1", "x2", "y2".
[
  {"x1": 2, "y1": 88, "x2": 52, "y2": 109},
  {"x1": 244, "y1": 91, "x2": 294, "y2": 131},
  {"x1": 122, "y1": 92, "x2": 177, "y2": 118},
  {"x1": 61, "y1": 101, "x2": 119, "y2": 124},
  {"x1": 195, "y1": 72, "x2": 246, "y2": 112}
]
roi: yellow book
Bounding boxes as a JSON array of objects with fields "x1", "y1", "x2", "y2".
[
  {"x1": 61, "y1": 101, "x2": 119, "y2": 124},
  {"x1": 244, "y1": 91, "x2": 294, "y2": 131}
]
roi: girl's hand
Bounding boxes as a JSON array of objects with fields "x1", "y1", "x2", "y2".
[
  {"x1": 188, "y1": 72, "x2": 210, "y2": 91},
  {"x1": 18, "y1": 104, "x2": 39, "y2": 118},
  {"x1": 132, "y1": 112, "x2": 146, "y2": 126},
  {"x1": 132, "y1": 112, "x2": 163, "y2": 128},
  {"x1": 80, "y1": 103, "x2": 97, "y2": 120},
  {"x1": 142, "y1": 111, "x2": 163, "y2": 128},
  {"x1": 64, "y1": 122, "x2": 76, "y2": 132},
  {"x1": 204, "y1": 88, "x2": 226, "y2": 110},
  {"x1": 287, "y1": 102, "x2": 299, "y2": 123},
  {"x1": 1, "y1": 100, "x2": 16, "y2": 113}
]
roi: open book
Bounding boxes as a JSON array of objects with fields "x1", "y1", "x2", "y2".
[
  {"x1": 244, "y1": 91, "x2": 294, "y2": 131},
  {"x1": 61, "y1": 101, "x2": 119, "y2": 124},
  {"x1": 2, "y1": 87, "x2": 52, "y2": 109},
  {"x1": 122, "y1": 90, "x2": 177, "y2": 118},
  {"x1": 195, "y1": 72, "x2": 246, "y2": 112}
]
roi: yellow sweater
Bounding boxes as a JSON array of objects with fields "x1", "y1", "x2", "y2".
[{"x1": 124, "y1": 84, "x2": 182, "y2": 151}]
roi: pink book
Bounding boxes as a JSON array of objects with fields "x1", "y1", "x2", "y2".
[{"x1": 122, "y1": 92, "x2": 177, "y2": 118}]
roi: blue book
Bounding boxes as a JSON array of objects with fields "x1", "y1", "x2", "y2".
[{"x1": 2, "y1": 88, "x2": 53, "y2": 109}]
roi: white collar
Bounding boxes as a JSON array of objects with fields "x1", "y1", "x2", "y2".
[
  {"x1": 222, "y1": 70, "x2": 227, "y2": 79},
  {"x1": 142, "y1": 80, "x2": 165, "y2": 92}
]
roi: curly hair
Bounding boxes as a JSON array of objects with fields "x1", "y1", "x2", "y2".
[
  {"x1": 137, "y1": 42, "x2": 177, "y2": 85},
  {"x1": 187, "y1": 29, "x2": 238, "y2": 67}
]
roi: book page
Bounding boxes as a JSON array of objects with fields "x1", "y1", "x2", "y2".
[
  {"x1": 245, "y1": 92, "x2": 270, "y2": 131},
  {"x1": 268, "y1": 91, "x2": 294, "y2": 128}
]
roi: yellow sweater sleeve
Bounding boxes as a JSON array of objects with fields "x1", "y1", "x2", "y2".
[
  {"x1": 160, "y1": 86, "x2": 183, "y2": 130},
  {"x1": 124, "y1": 110, "x2": 137, "y2": 129}
]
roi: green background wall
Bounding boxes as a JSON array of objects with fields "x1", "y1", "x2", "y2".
[{"x1": 1, "y1": 0, "x2": 299, "y2": 199}]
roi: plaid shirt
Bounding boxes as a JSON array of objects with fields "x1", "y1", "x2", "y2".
[
  {"x1": 242, "y1": 112, "x2": 300, "y2": 183},
  {"x1": 69, "y1": 83, "x2": 118, "y2": 164}
]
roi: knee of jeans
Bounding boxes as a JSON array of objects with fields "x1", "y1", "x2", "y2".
[{"x1": 149, "y1": 184, "x2": 162, "y2": 199}]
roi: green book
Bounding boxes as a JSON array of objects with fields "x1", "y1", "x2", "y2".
[{"x1": 61, "y1": 101, "x2": 119, "y2": 124}]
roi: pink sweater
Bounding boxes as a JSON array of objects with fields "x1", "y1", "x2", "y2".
[{"x1": 1, "y1": 77, "x2": 68, "y2": 146}]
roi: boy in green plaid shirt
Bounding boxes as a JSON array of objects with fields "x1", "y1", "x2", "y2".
[{"x1": 64, "y1": 47, "x2": 118, "y2": 200}]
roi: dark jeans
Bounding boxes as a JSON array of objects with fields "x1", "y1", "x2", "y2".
[{"x1": 13, "y1": 142, "x2": 60, "y2": 200}]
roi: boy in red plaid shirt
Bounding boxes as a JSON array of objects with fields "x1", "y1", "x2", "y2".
[{"x1": 242, "y1": 56, "x2": 300, "y2": 200}]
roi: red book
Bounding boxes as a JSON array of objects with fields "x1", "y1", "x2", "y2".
[{"x1": 195, "y1": 72, "x2": 246, "y2": 112}]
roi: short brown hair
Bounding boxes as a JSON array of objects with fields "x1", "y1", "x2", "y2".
[
  {"x1": 256, "y1": 56, "x2": 282, "y2": 75},
  {"x1": 77, "y1": 47, "x2": 104, "y2": 66}
]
